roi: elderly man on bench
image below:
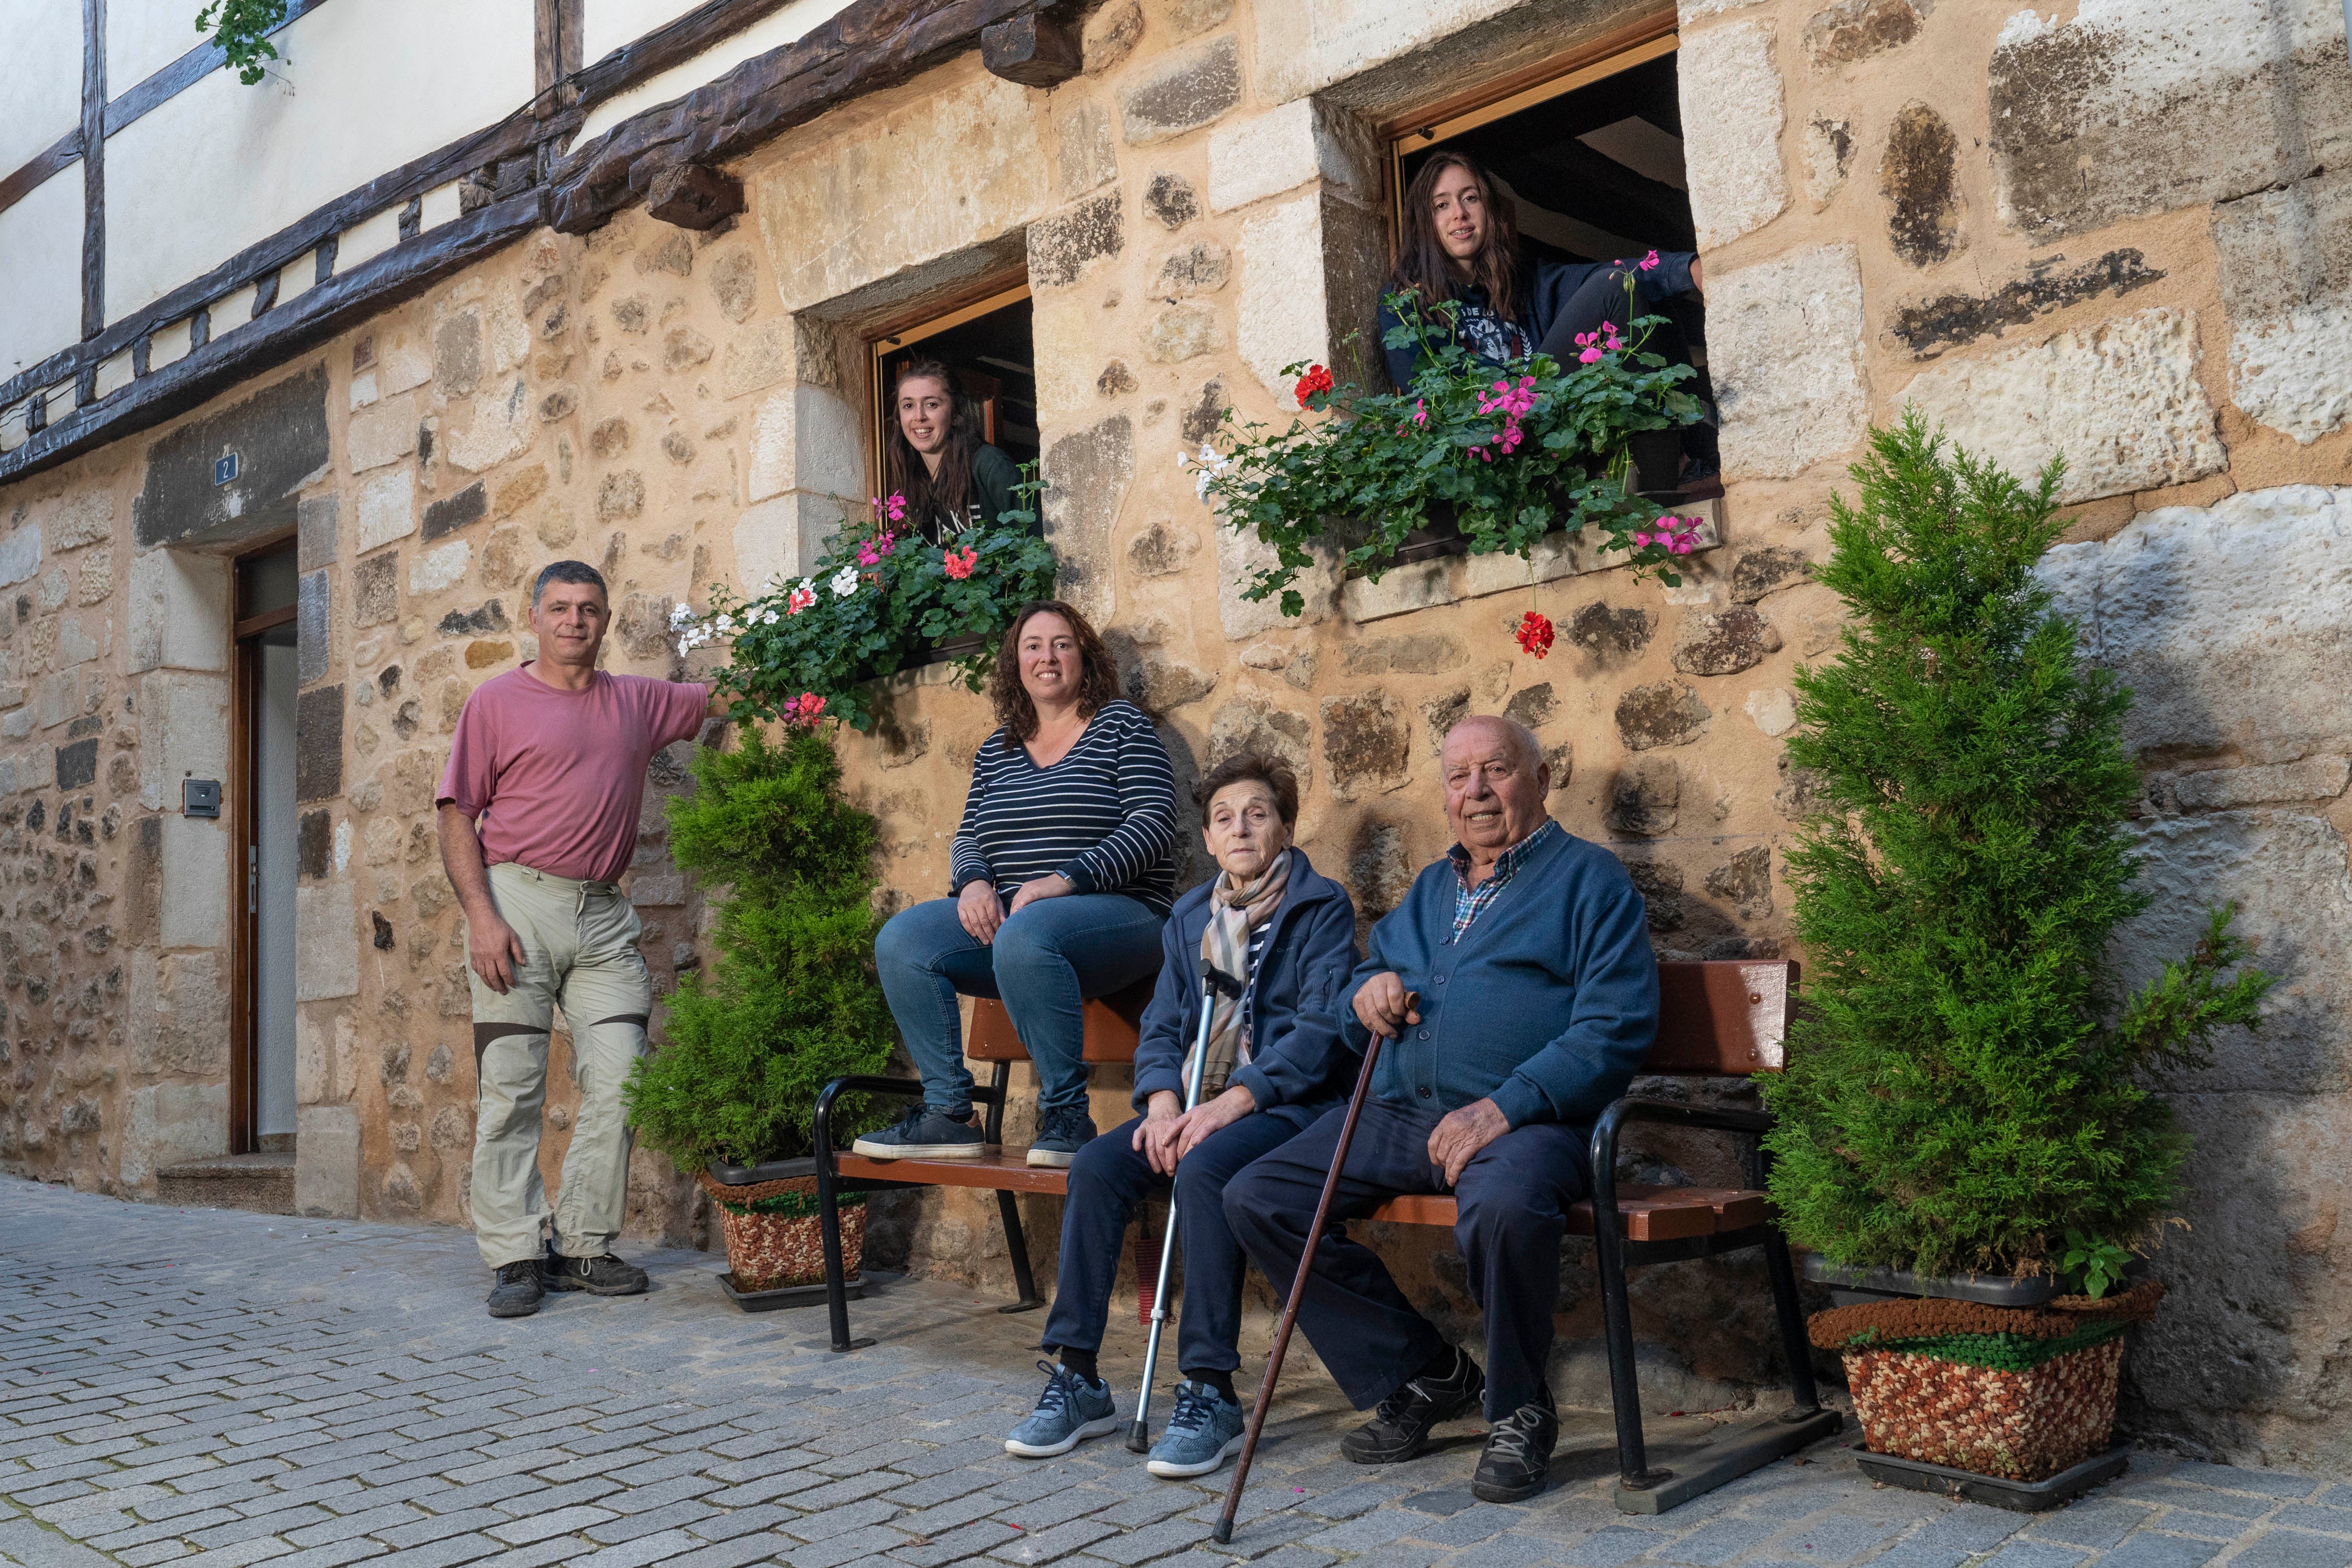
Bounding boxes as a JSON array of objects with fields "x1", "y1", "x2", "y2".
[{"x1": 1224, "y1": 714, "x2": 1659, "y2": 1504}]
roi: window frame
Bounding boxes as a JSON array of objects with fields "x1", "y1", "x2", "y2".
[{"x1": 864, "y1": 278, "x2": 1033, "y2": 498}]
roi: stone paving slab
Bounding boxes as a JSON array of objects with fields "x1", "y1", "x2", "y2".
[{"x1": 2, "y1": 1178, "x2": 2345, "y2": 1568}]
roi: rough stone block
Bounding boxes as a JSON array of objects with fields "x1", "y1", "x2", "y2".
[
  {"x1": 295, "y1": 1103, "x2": 363, "y2": 1217},
  {"x1": 1028, "y1": 190, "x2": 1125, "y2": 289},
  {"x1": 1053, "y1": 98, "x2": 1117, "y2": 198},
  {"x1": 1120, "y1": 34, "x2": 1242, "y2": 145},
  {"x1": 0, "y1": 521, "x2": 39, "y2": 587},
  {"x1": 1208, "y1": 98, "x2": 1377, "y2": 213},
  {"x1": 356, "y1": 469, "x2": 415, "y2": 554},
  {"x1": 422, "y1": 483, "x2": 488, "y2": 543},
  {"x1": 748, "y1": 386, "x2": 864, "y2": 505},
  {"x1": 1679, "y1": 19, "x2": 1789, "y2": 248},
  {"x1": 1253, "y1": 0, "x2": 1524, "y2": 103},
  {"x1": 296, "y1": 684, "x2": 345, "y2": 802},
  {"x1": 1899, "y1": 308, "x2": 2225, "y2": 503},
  {"x1": 1883, "y1": 101, "x2": 1964, "y2": 268},
  {"x1": 1343, "y1": 558, "x2": 1456, "y2": 624},
  {"x1": 296, "y1": 880, "x2": 361, "y2": 1001},
  {"x1": 161, "y1": 816, "x2": 230, "y2": 951},
  {"x1": 1990, "y1": 0, "x2": 2352, "y2": 242},
  {"x1": 135, "y1": 364, "x2": 330, "y2": 549},
  {"x1": 1746, "y1": 687, "x2": 1798, "y2": 736},
  {"x1": 1607, "y1": 757, "x2": 1681, "y2": 837},
  {"x1": 126, "y1": 548, "x2": 232, "y2": 674},
  {"x1": 353, "y1": 552, "x2": 398, "y2": 628},
  {"x1": 44, "y1": 490, "x2": 113, "y2": 550},
  {"x1": 733, "y1": 494, "x2": 843, "y2": 593},
  {"x1": 2173, "y1": 757, "x2": 2352, "y2": 811},
  {"x1": 1220, "y1": 520, "x2": 1335, "y2": 640},
  {"x1": 1238, "y1": 190, "x2": 1386, "y2": 401},
  {"x1": 347, "y1": 393, "x2": 417, "y2": 473},
  {"x1": 55, "y1": 736, "x2": 98, "y2": 789},
  {"x1": 1673, "y1": 605, "x2": 1782, "y2": 675},
  {"x1": 1617, "y1": 680, "x2": 1712, "y2": 750},
  {"x1": 297, "y1": 570, "x2": 331, "y2": 686},
  {"x1": 137, "y1": 671, "x2": 230, "y2": 811},
  {"x1": 1712, "y1": 245, "x2": 1869, "y2": 480},
  {"x1": 1322, "y1": 690, "x2": 1410, "y2": 800},
  {"x1": 120, "y1": 1084, "x2": 230, "y2": 1190},
  {"x1": 1041, "y1": 414, "x2": 1134, "y2": 627},
  {"x1": 410, "y1": 541, "x2": 473, "y2": 595},
  {"x1": 297, "y1": 494, "x2": 338, "y2": 572},
  {"x1": 2213, "y1": 169, "x2": 2352, "y2": 444},
  {"x1": 446, "y1": 377, "x2": 537, "y2": 473}
]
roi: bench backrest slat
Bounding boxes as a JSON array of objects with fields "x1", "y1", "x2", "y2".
[
  {"x1": 1650, "y1": 959, "x2": 1797, "y2": 1076},
  {"x1": 969, "y1": 977, "x2": 1155, "y2": 1063}
]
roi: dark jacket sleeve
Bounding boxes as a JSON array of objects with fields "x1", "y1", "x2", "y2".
[
  {"x1": 1129, "y1": 907, "x2": 1198, "y2": 1112},
  {"x1": 1230, "y1": 889, "x2": 1362, "y2": 1111},
  {"x1": 1486, "y1": 869, "x2": 1661, "y2": 1129},
  {"x1": 972, "y1": 443, "x2": 1023, "y2": 531}
]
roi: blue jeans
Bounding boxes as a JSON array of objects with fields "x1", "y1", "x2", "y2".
[
  {"x1": 1040, "y1": 1107, "x2": 1317, "y2": 1374},
  {"x1": 875, "y1": 894, "x2": 1164, "y2": 1116}
]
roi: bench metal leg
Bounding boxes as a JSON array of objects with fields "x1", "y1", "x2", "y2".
[
  {"x1": 816, "y1": 1164, "x2": 872, "y2": 1353},
  {"x1": 996, "y1": 1189, "x2": 1043, "y2": 1313},
  {"x1": 1595, "y1": 1225, "x2": 1670, "y2": 1493},
  {"x1": 1763, "y1": 1230, "x2": 1821, "y2": 1414}
]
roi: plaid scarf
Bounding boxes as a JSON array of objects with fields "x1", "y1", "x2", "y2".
[{"x1": 1189, "y1": 848, "x2": 1293, "y2": 1098}]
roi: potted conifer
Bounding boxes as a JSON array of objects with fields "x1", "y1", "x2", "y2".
[
  {"x1": 624, "y1": 719, "x2": 897, "y2": 1310},
  {"x1": 1759, "y1": 413, "x2": 2272, "y2": 1504}
]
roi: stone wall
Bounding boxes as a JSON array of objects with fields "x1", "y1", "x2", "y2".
[{"x1": 0, "y1": 0, "x2": 2347, "y2": 1466}]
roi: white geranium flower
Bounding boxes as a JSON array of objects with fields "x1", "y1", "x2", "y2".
[
  {"x1": 829, "y1": 566, "x2": 860, "y2": 597},
  {"x1": 798, "y1": 577, "x2": 816, "y2": 596},
  {"x1": 668, "y1": 604, "x2": 694, "y2": 629},
  {"x1": 762, "y1": 609, "x2": 780, "y2": 626},
  {"x1": 714, "y1": 614, "x2": 735, "y2": 633}
]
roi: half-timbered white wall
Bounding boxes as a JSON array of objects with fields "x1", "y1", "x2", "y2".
[
  {"x1": 574, "y1": 0, "x2": 859, "y2": 144},
  {"x1": 103, "y1": 2, "x2": 536, "y2": 323},
  {"x1": 0, "y1": 0, "x2": 80, "y2": 175},
  {"x1": 107, "y1": 0, "x2": 212, "y2": 100},
  {"x1": 0, "y1": 170, "x2": 83, "y2": 384}
]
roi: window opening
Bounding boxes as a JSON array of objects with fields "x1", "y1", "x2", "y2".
[
  {"x1": 1376, "y1": 23, "x2": 1717, "y2": 568},
  {"x1": 868, "y1": 283, "x2": 1040, "y2": 538}
]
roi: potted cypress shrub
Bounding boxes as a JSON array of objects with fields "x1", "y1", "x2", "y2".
[
  {"x1": 1760, "y1": 413, "x2": 2272, "y2": 1504},
  {"x1": 624, "y1": 720, "x2": 897, "y2": 1310}
]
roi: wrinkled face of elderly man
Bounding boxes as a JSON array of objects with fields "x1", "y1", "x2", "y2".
[{"x1": 1441, "y1": 717, "x2": 1551, "y2": 859}]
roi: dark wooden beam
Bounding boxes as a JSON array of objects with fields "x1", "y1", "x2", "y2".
[
  {"x1": 570, "y1": 0, "x2": 806, "y2": 109},
  {"x1": 535, "y1": 0, "x2": 584, "y2": 113},
  {"x1": 101, "y1": 0, "x2": 335, "y2": 137},
  {"x1": 644, "y1": 163, "x2": 744, "y2": 229},
  {"x1": 82, "y1": 0, "x2": 106, "y2": 345},
  {"x1": 0, "y1": 129, "x2": 79, "y2": 218},
  {"x1": 0, "y1": 192, "x2": 544, "y2": 487},
  {"x1": 981, "y1": 7, "x2": 1080, "y2": 88}
]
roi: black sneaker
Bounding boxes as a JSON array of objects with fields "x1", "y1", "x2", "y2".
[
  {"x1": 1472, "y1": 1384, "x2": 1559, "y2": 1502},
  {"x1": 545, "y1": 1251, "x2": 650, "y2": 1296},
  {"x1": 1340, "y1": 1344, "x2": 1485, "y2": 1463},
  {"x1": 851, "y1": 1105, "x2": 986, "y2": 1160},
  {"x1": 1025, "y1": 1104, "x2": 1098, "y2": 1169},
  {"x1": 487, "y1": 1259, "x2": 543, "y2": 1318}
]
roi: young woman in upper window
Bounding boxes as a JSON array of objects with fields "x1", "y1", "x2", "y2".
[
  {"x1": 1377, "y1": 151, "x2": 1703, "y2": 391},
  {"x1": 884, "y1": 358, "x2": 1024, "y2": 546}
]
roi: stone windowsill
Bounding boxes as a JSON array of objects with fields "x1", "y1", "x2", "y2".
[{"x1": 1343, "y1": 496, "x2": 1724, "y2": 624}]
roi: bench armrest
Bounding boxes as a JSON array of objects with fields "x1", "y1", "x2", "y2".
[
  {"x1": 1587, "y1": 1094, "x2": 1774, "y2": 1241},
  {"x1": 814, "y1": 1074, "x2": 923, "y2": 1169}
]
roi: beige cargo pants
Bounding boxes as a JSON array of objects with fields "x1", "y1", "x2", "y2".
[{"x1": 468, "y1": 861, "x2": 652, "y2": 1269}]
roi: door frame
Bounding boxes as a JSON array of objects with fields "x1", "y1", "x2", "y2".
[{"x1": 229, "y1": 541, "x2": 296, "y2": 1156}]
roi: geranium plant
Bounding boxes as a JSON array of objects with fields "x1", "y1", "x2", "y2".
[
  {"x1": 1191, "y1": 266, "x2": 1710, "y2": 616},
  {"x1": 678, "y1": 472, "x2": 1057, "y2": 731}
]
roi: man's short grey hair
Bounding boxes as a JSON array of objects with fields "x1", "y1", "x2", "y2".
[
  {"x1": 1443, "y1": 713, "x2": 1544, "y2": 770},
  {"x1": 533, "y1": 560, "x2": 608, "y2": 606}
]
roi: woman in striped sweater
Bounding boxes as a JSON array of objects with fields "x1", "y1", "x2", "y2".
[{"x1": 856, "y1": 601, "x2": 1180, "y2": 1167}]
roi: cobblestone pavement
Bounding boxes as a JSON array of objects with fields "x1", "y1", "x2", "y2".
[{"x1": 4, "y1": 1179, "x2": 2348, "y2": 1568}]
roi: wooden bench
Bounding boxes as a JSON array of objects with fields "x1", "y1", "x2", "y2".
[{"x1": 811, "y1": 959, "x2": 1840, "y2": 1513}]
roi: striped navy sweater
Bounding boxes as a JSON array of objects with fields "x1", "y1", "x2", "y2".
[{"x1": 948, "y1": 700, "x2": 1181, "y2": 917}]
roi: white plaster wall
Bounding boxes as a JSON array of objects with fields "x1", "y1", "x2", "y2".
[
  {"x1": 101, "y1": 0, "x2": 535, "y2": 324},
  {"x1": 107, "y1": 0, "x2": 209, "y2": 101},
  {"x1": 0, "y1": 0, "x2": 84, "y2": 174},
  {"x1": 0, "y1": 167, "x2": 87, "y2": 381},
  {"x1": 573, "y1": 0, "x2": 856, "y2": 145},
  {"x1": 581, "y1": 0, "x2": 708, "y2": 64}
]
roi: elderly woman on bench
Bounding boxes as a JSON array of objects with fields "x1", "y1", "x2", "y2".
[
  {"x1": 1224, "y1": 715, "x2": 1660, "y2": 1505},
  {"x1": 1004, "y1": 754, "x2": 1359, "y2": 1479}
]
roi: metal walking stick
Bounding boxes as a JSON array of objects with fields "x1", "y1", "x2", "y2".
[
  {"x1": 1128, "y1": 955, "x2": 1237, "y2": 1452},
  {"x1": 1214, "y1": 995, "x2": 1411, "y2": 1546}
]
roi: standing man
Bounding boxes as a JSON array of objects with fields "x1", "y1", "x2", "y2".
[
  {"x1": 437, "y1": 561, "x2": 711, "y2": 1319},
  {"x1": 1224, "y1": 716, "x2": 1659, "y2": 1503}
]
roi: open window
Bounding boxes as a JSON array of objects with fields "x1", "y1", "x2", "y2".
[
  {"x1": 1384, "y1": 22, "x2": 1718, "y2": 491},
  {"x1": 867, "y1": 282, "x2": 1040, "y2": 520}
]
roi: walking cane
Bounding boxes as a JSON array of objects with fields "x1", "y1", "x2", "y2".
[
  {"x1": 1128, "y1": 955, "x2": 1237, "y2": 1452},
  {"x1": 1213, "y1": 995, "x2": 1411, "y2": 1546}
]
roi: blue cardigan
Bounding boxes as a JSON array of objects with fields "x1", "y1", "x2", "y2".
[
  {"x1": 1336, "y1": 825, "x2": 1659, "y2": 1129},
  {"x1": 1131, "y1": 850, "x2": 1360, "y2": 1119},
  {"x1": 1380, "y1": 252, "x2": 1699, "y2": 390}
]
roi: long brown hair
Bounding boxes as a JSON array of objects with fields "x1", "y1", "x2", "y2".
[
  {"x1": 990, "y1": 600, "x2": 1119, "y2": 741},
  {"x1": 882, "y1": 358, "x2": 983, "y2": 535},
  {"x1": 1390, "y1": 151, "x2": 1525, "y2": 328}
]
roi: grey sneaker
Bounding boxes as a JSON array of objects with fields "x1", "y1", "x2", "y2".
[
  {"x1": 1146, "y1": 1380, "x2": 1247, "y2": 1478},
  {"x1": 852, "y1": 1105, "x2": 985, "y2": 1160},
  {"x1": 1025, "y1": 1105, "x2": 1097, "y2": 1169},
  {"x1": 1005, "y1": 1361, "x2": 1120, "y2": 1458},
  {"x1": 545, "y1": 1249, "x2": 649, "y2": 1296},
  {"x1": 487, "y1": 1259, "x2": 543, "y2": 1318}
]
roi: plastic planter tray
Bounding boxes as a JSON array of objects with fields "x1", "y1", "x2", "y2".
[
  {"x1": 718, "y1": 1270, "x2": 863, "y2": 1312},
  {"x1": 708, "y1": 1156, "x2": 820, "y2": 1185},
  {"x1": 1853, "y1": 1443, "x2": 2132, "y2": 1512},
  {"x1": 1802, "y1": 1256, "x2": 2067, "y2": 1307}
]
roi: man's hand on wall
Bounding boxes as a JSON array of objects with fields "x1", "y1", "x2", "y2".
[
  {"x1": 1427, "y1": 1097, "x2": 1509, "y2": 1187},
  {"x1": 1352, "y1": 972, "x2": 1421, "y2": 1039},
  {"x1": 469, "y1": 913, "x2": 529, "y2": 995}
]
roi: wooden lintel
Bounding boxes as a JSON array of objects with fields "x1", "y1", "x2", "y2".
[
  {"x1": 643, "y1": 163, "x2": 744, "y2": 230},
  {"x1": 981, "y1": 9, "x2": 1080, "y2": 89}
]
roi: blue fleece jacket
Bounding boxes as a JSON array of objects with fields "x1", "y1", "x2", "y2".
[
  {"x1": 1131, "y1": 850, "x2": 1360, "y2": 1118},
  {"x1": 1379, "y1": 252, "x2": 1700, "y2": 391},
  {"x1": 1336, "y1": 825, "x2": 1659, "y2": 1128}
]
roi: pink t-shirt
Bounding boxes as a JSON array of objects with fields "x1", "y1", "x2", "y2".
[{"x1": 437, "y1": 665, "x2": 709, "y2": 884}]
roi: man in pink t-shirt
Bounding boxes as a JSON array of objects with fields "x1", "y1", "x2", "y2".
[{"x1": 437, "y1": 560, "x2": 709, "y2": 1319}]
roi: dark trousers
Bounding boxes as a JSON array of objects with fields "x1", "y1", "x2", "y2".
[
  {"x1": 1535, "y1": 267, "x2": 1642, "y2": 362},
  {"x1": 1041, "y1": 1108, "x2": 1314, "y2": 1376},
  {"x1": 1223, "y1": 1099, "x2": 1591, "y2": 1420}
]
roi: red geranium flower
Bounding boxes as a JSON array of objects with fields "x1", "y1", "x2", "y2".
[
  {"x1": 1294, "y1": 364, "x2": 1334, "y2": 407},
  {"x1": 1514, "y1": 610, "x2": 1555, "y2": 659},
  {"x1": 943, "y1": 546, "x2": 978, "y2": 580}
]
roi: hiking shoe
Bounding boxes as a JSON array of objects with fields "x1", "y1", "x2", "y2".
[
  {"x1": 1340, "y1": 1344, "x2": 1484, "y2": 1464},
  {"x1": 1025, "y1": 1105, "x2": 1097, "y2": 1168},
  {"x1": 544, "y1": 1251, "x2": 649, "y2": 1296},
  {"x1": 1147, "y1": 1380, "x2": 1247, "y2": 1478},
  {"x1": 1472, "y1": 1384, "x2": 1560, "y2": 1503},
  {"x1": 486, "y1": 1259, "x2": 543, "y2": 1318},
  {"x1": 852, "y1": 1105, "x2": 985, "y2": 1159},
  {"x1": 1005, "y1": 1361, "x2": 1120, "y2": 1458}
]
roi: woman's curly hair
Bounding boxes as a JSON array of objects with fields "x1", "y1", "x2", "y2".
[{"x1": 990, "y1": 600, "x2": 1121, "y2": 740}]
